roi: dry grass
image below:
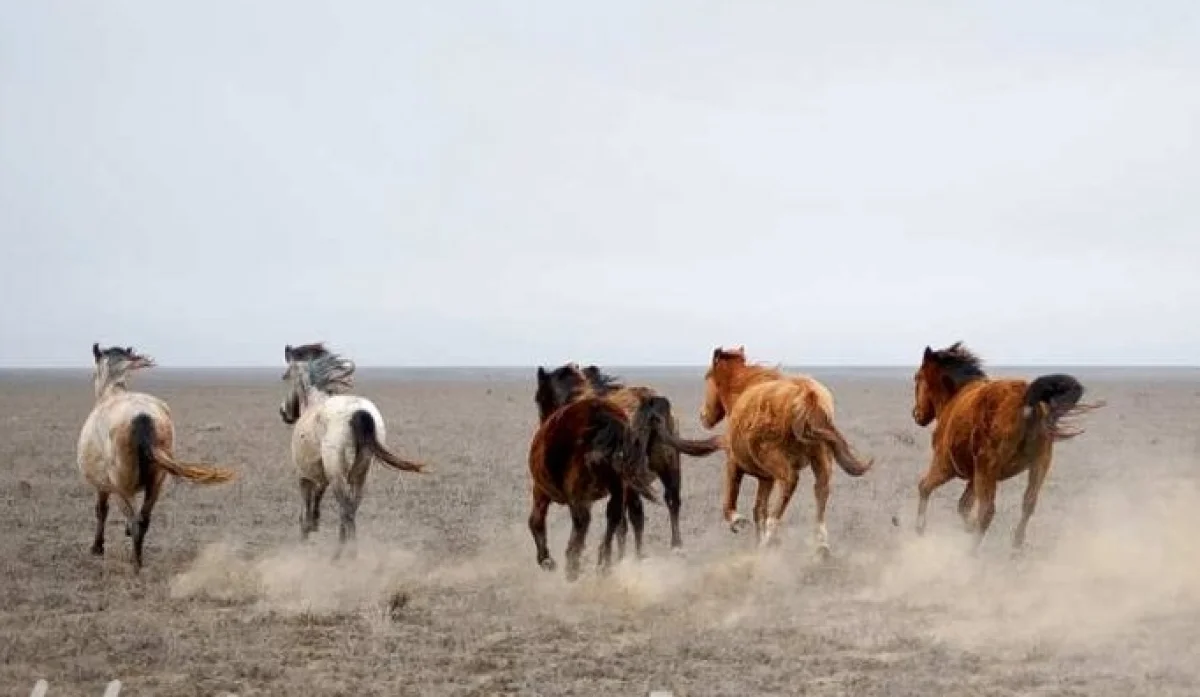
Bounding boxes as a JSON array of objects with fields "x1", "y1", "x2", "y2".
[{"x1": 2, "y1": 368, "x2": 1199, "y2": 696}]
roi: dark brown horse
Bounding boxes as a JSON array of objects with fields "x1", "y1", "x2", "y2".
[
  {"x1": 535, "y1": 363, "x2": 722, "y2": 555},
  {"x1": 527, "y1": 392, "x2": 661, "y2": 582},
  {"x1": 912, "y1": 342, "x2": 1104, "y2": 551},
  {"x1": 700, "y1": 346, "x2": 873, "y2": 555}
]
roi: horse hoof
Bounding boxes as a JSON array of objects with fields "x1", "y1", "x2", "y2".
[
  {"x1": 90, "y1": 545, "x2": 104, "y2": 557},
  {"x1": 813, "y1": 545, "x2": 832, "y2": 562},
  {"x1": 539, "y1": 558, "x2": 556, "y2": 572},
  {"x1": 565, "y1": 568, "x2": 581, "y2": 583},
  {"x1": 729, "y1": 517, "x2": 751, "y2": 534}
]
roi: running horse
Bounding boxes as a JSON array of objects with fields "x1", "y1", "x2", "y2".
[
  {"x1": 527, "y1": 377, "x2": 665, "y2": 581},
  {"x1": 77, "y1": 343, "x2": 238, "y2": 570},
  {"x1": 534, "y1": 363, "x2": 722, "y2": 555},
  {"x1": 700, "y1": 346, "x2": 874, "y2": 555},
  {"x1": 279, "y1": 342, "x2": 426, "y2": 557},
  {"x1": 911, "y1": 341, "x2": 1103, "y2": 551}
]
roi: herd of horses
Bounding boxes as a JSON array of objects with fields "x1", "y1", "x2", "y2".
[{"x1": 75, "y1": 340, "x2": 1102, "y2": 577}]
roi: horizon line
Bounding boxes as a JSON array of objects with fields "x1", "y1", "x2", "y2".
[{"x1": 2, "y1": 362, "x2": 1198, "y2": 370}]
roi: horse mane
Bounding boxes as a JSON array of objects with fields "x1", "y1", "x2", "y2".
[
  {"x1": 305, "y1": 352, "x2": 356, "y2": 394},
  {"x1": 582, "y1": 366, "x2": 624, "y2": 395},
  {"x1": 929, "y1": 341, "x2": 988, "y2": 388},
  {"x1": 288, "y1": 342, "x2": 331, "y2": 362}
]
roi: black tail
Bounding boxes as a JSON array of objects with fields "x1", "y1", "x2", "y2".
[
  {"x1": 131, "y1": 413, "x2": 156, "y2": 492},
  {"x1": 631, "y1": 396, "x2": 722, "y2": 459},
  {"x1": 590, "y1": 408, "x2": 659, "y2": 504},
  {"x1": 1023, "y1": 373, "x2": 1100, "y2": 442},
  {"x1": 350, "y1": 410, "x2": 426, "y2": 473}
]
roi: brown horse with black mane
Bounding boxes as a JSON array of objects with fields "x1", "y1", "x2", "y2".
[
  {"x1": 912, "y1": 341, "x2": 1104, "y2": 551},
  {"x1": 527, "y1": 385, "x2": 662, "y2": 582},
  {"x1": 700, "y1": 346, "x2": 873, "y2": 555},
  {"x1": 535, "y1": 363, "x2": 722, "y2": 555}
]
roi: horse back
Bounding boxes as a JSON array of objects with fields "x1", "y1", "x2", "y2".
[
  {"x1": 934, "y1": 379, "x2": 1031, "y2": 471},
  {"x1": 77, "y1": 392, "x2": 173, "y2": 490}
]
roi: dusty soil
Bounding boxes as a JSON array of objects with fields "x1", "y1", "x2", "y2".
[{"x1": 2, "y1": 367, "x2": 1199, "y2": 696}]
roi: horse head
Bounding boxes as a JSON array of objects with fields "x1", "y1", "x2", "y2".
[
  {"x1": 700, "y1": 345, "x2": 744, "y2": 429},
  {"x1": 91, "y1": 342, "x2": 155, "y2": 396},
  {"x1": 534, "y1": 362, "x2": 586, "y2": 421},
  {"x1": 913, "y1": 341, "x2": 986, "y2": 427}
]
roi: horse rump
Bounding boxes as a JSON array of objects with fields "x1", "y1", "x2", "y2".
[
  {"x1": 1023, "y1": 373, "x2": 1104, "y2": 441},
  {"x1": 131, "y1": 413, "x2": 236, "y2": 485},
  {"x1": 631, "y1": 395, "x2": 722, "y2": 458},
  {"x1": 588, "y1": 405, "x2": 660, "y2": 503},
  {"x1": 791, "y1": 393, "x2": 874, "y2": 476},
  {"x1": 349, "y1": 409, "x2": 426, "y2": 473}
]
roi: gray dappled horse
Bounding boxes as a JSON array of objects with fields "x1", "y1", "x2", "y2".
[
  {"x1": 278, "y1": 343, "x2": 426, "y2": 557},
  {"x1": 76, "y1": 343, "x2": 237, "y2": 570}
]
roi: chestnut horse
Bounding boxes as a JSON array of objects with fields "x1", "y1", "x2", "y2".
[
  {"x1": 528, "y1": 380, "x2": 664, "y2": 581},
  {"x1": 535, "y1": 363, "x2": 721, "y2": 554},
  {"x1": 700, "y1": 346, "x2": 874, "y2": 554},
  {"x1": 912, "y1": 342, "x2": 1103, "y2": 551},
  {"x1": 77, "y1": 343, "x2": 237, "y2": 570}
]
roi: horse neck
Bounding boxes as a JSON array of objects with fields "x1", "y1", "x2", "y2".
[
  {"x1": 94, "y1": 373, "x2": 129, "y2": 401},
  {"x1": 720, "y1": 363, "x2": 777, "y2": 406},
  {"x1": 934, "y1": 375, "x2": 986, "y2": 413}
]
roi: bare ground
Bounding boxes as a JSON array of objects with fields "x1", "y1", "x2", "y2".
[{"x1": 3, "y1": 367, "x2": 1200, "y2": 696}]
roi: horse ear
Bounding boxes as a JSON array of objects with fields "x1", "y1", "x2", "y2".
[
  {"x1": 126, "y1": 346, "x2": 134, "y2": 356},
  {"x1": 536, "y1": 366, "x2": 547, "y2": 380},
  {"x1": 734, "y1": 345, "x2": 744, "y2": 354},
  {"x1": 284, "y1": 345, "x2": 294, "y2": 362},
  {"x1": 712, "y1": 347, "x2": 722, "y2": 362},
  {"x1": 92, "y1": 343, "x2": 101, "y2": 361},
  {"x1": 923, "y1": 346, "x2": 933, "y2": 361}
]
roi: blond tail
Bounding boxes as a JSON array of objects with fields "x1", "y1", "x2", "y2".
[{"x1": 150, "y1": 446, "x2": 237, "y2": 484}]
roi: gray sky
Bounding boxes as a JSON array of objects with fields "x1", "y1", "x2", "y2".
[{"x1": 1, "y1": 1, "x2": 1197, "y2": 367}]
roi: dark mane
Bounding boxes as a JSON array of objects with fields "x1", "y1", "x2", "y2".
[
  {"x1": 582, "y1": 365, "x2": 624, "y2": 395},
  {"x1": 286, "y1": 342, "x2": 331, "y2": 363},
  {"x1": 931, "y1": 341, "x2": 987, "y2": 387}
]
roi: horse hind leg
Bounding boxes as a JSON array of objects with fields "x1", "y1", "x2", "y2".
[
  {"x1": 653, "y1": 442, "x2": 684, "y2": 549},
  {"x1": 528, "y1": 490, "x2": 555, "y2": 571},
  {"x1": 627, "y1": 490, "x2": 646, "y2": 561},
  {"x1": 956, "y1": 481, "x2": 976, "y2": 531},
  {"x1": 565, "y1": 503, "x2": 592, "y2": 582},
  {"x1": 91, "y1": 492, "x2": 110, "y2": 556},
  {"x1": 752, "y1": 477, "x2": 776, "y2": 545},
  {"x1": 811, "y1": 450, "x2": 832, "y2": 558},
  {"x1": 1013, "y1": 451, "x2": 1052, "y2": 553},
  {"x1": 598, "y1": 487, "x2": 625, "y2": 574},
  {"x1": 763, "y1": 470, "x2": 800, "y2": 549},
  {"x1": 132, "y1": 472, "x2": 165, "y2": 570},
  {"x1": 723, "y1": 459, "x2": 750, "y2": 533},
  {"x1": 298, "y1": 478, "x2": 317, "y2": 541}
]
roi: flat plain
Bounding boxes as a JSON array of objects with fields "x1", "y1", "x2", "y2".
[{"x1": 2, "y1": 366, "x2": 1199, "y2": 696}]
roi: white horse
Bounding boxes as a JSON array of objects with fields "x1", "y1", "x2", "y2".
[
  {"x1": 77, "y1": 343, "x2": 237, "y2": 570},
  {"x1": 279, "y1": 343, "x2": 426, "y2": 556}
]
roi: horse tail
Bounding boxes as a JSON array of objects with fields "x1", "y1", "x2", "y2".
[
  {"x1": 791, "y1": 393, "x2": 874, "y2": 477},
  {"x1": 1023, "y1": 373, "x2": 1103, "y2": 442},
  {"x1": 132, "y1": 414, "x2": 237, "y2": 485},
  {"x1": 593, "y1": 406, "x2": 660, "y2": 504},
  {"x1": 350, "y1": 410, "x2": 426, "y2": 473},
  {"x1": 631, "y1": 396, "x2": 723, "y2": 458}
]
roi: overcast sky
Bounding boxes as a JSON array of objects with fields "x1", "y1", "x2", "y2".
[{"x1": 1, "y1": 1, "x2": 1197, "y2": 367}]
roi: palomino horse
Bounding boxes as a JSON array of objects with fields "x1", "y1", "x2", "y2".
[
  {"x1": 77, "y1": 343, "x2": 237, "y2": 570},
  {"x1": 527, "y1": 387, "x2": 662, "y2": 582},
  {"x1": 700, "y1": 346, "x2": 874, "y2": 554},
  {"x1": 912, "y1": 342, "x2": 1103, "y2": 551},
  {"x1": 279, "y1": 342, "x2": 426, "y2": 556},
  {"x1": 535, "y1": 363, "x2": 721, "y2": 554}
]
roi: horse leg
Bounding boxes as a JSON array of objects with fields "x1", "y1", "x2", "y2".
[
  {"x1": 298, "y1": 478, "x2": 316, "y2": 541},
  {"x1": 528, "y1": 490, "x2": 555, "y2": 571},
  {"x1": 132, "y1": 473, "x2": 164, "y2": 570},
  {"x1": 598, "y1": 488, "x2": 624, "y2": 574},
  {"x1": 1013, "y1": 451, "x2": 1051, "y2": 552},
  {"x1": 312, "y1": 480, "x2": 327, "y2": 532},
  {"x1": 656, "y1": 442, "x2": 684, "y2": 549},
  {"x1": 811, "y1": 452, "x2": 832, "y2": 557},
  {"x1": 333, "y1": 481, "x2": 363, "y2": 561},
  {"x1": 615, "y1": 507, "x2": 629, "y2": 562},
  {"x1": 763, "y1": 466, "x2": 800, "y2": 549},
  {"x1": 723, "y1": 459, "x2": 750, "y2": 533},
  {"x1": 916, "y1": 459, "x2": 955, "y2": 536},
  {"x1": 565, "y1": 503, "x2": 591, "y2": 582},
  {"x1": 627, "y1": 490, "x2": 646, "y2": 560},
  {"x1": 956, "y1": 480, "x2": 976, "y2": 531},
  {"x1": 752, "y1": 477, "x2": 776, "y2": 545},
  {"x1": 969, "y1": 469, "x2": 999, "y2": 552},
  {"x1": 112, "y1": 494, "x2": 138, "y2": 570},
  {"x1": 91, "y1": 492, "x2": 110, "y2": 556}
]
